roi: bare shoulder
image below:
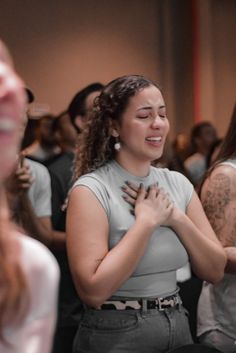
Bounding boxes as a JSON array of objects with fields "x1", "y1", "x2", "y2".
[{"x1": 202, "y1": 164, "x2": 236, "y2": 199}]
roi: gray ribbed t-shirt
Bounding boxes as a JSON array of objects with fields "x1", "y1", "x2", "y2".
[{"x1": 73, "y1": 160, "x2": 193, "y2": 298}]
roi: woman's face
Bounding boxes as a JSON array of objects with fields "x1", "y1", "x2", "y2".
[
  {"x1": 0, "y1": 47, "x2": 26, "y2": 180},
  {"x1": 114, "y1": 85, "x2": 169, "y2": 165}
]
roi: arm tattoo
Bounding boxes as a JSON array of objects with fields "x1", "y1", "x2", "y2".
[{"x1": 202, "y1": 173, "x2": 231, "y2": 236}]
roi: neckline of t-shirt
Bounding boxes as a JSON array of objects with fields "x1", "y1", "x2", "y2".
[{"x1": 110, "y1": 160, "x2": 152, "y2": 183}]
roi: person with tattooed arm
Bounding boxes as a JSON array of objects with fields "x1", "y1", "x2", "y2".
[{"x1": 197, "y1": 103, "x2": 236, "y2": 353}]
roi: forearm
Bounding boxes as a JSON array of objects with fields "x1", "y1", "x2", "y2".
[
  {"x1": 74, "y1": 220, "x2": 153, "y2": 308},
  {"x1": 51, "y1": 230, "x2": 66, "y2": 250},
  {"x1": 224, "y1": 247, "x2": 236, "y2": 274},
  {"x1": 171, "y1": 213, "x2": 226, "y2": 283}
]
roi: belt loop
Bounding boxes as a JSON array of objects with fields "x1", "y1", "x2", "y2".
[
  {"x1": 178, "y1": 294, "x2": 182, "y2": 312},
  {"x1": 141, "y1": 298, "x2": 147, "y2": 312}
]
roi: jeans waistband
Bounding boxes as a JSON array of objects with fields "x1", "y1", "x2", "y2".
[{"x1": 98, "y1": 293, "x2": 182, "y2": 311}]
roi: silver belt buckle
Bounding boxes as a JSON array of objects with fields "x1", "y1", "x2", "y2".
[
  {"x1": 157, "y1": 297, "x2": 166, "y2": 311},
  {"x1": 157, "y1": 295, "x2": 179, "y2": 310}
]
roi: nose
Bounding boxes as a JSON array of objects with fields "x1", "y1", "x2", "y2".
[
  {"x1": 0, "y1": 63, "x2": 25, "y2": 103},
  {"x1": 151, "y1": 115, "x2": 165, "y2": 129}
]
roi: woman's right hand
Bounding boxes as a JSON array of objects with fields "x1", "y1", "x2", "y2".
[{"x1": 125, "y1": 183, "x2": 174, "y2": 229}]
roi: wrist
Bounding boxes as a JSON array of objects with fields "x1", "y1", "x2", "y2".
[
  {"x1": 135, "y1": 216, "x2": 158, "y2": 233},
  {"x1": 169, "y1": 209, "x2": 186, "y2": 230}
]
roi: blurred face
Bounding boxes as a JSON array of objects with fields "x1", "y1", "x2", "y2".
[
  {"x1": 58, "y1": 113, "x2": 77, "y2": 147},
  {"x1": 0, "y1": 46, "x2": 26, "y2": 180},
  {"x1": 114, "y1": 85, "x2": 169, "y2": 167},
  {"x1": 200, "y1": 125, "x2": 217, "y2": 148},
  {"x1": 39, "y1": 117, "x2": 57, "y2": 147}
]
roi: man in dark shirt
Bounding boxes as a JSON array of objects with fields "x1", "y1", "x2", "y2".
[{"x1": 48, "y1": 83, "x2": 104, "y2": 353}]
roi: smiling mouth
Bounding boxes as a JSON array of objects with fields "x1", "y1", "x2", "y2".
[{"x1": 145, "y1": 137, "x2": 162, "y2": 142}]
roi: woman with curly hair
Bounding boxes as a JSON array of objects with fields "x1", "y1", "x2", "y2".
[
  {"x1": 0, "y1": 39, "x2": 59, "y2": 353},
  {"x1": 67, "y1": 75, "x2": 226, "y2": 353}
]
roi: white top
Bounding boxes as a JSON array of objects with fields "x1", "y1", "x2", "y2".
[{"x1": 1, "y1": 234, "x2": 59, "y2": 353}]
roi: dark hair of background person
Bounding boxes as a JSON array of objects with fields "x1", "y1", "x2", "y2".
[
  {"x1": 190, "y1": 121, "x2": 216, "y2": 154},
  {"x1": 73, "y1": 75, "x2": 161, "y2": 180},
  {"x1": 21, "y1": 88, "x2": 38, "y2": 150},
  {"x1": 199, "y1": 103, "x2": 236, "y2": 197},
  {"x1": 213, "y1": 103, "x2": 236, "y2": 162},
  {"x1": 68, "y1": 82, "x2": 104, "y2": 132},
  {"x1": 25, "y1": 87, "x2": 34, "y2": 104},
  {"x1": 206, "y1": 138, "x2": 223, "y2": 168},
  {"x1": 51, "y1": 110, "x2": 68, "y2": 131}
]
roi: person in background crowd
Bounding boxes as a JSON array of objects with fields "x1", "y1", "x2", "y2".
[
  {"x1": 184, "y1": 122, "x2": 218, "y2": 188},
  {"x1": 197, "y1": 103, "x2": 236, "y2": 353},
  {"x1": 66, "y1": 75, "x2": 226, "y2": 353},
  {"x1": 68, "y1": 82, "x2": 104, "y2": 133},
  {"x1": 48, "y1": 111, "x2": 81, "y2": 353},
  {"x1": 168, "y1": 133, "x2": 192, "y2": 180},
  {"x1": 48, "y1": 82, "x2": 104, "y2": 353},
  {"x1": 23, "y1": 114, "x2": 61, "y2": 166},
  {"x1": 0, "y1": 38, "x2": 59, "y2": 353},
  {"x1": 5, "y1": 92, "x2": 55, "y2": 247}
]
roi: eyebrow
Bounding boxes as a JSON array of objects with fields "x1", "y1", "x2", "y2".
[{"x1": 137, "y1": 105, "x2": 166, "y2": 111}]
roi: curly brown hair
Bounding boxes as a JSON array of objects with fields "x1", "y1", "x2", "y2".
[{"x1": 73, "y1": 75, "x2": 160, "y2": 179}]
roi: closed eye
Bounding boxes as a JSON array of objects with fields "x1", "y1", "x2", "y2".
[{"x1": 138, "y1": 115, "x2": 149, "y2": 119}]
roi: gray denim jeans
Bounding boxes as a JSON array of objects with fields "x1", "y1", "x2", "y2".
[
  {"x1": 73, "y1": 306, "x2": 193, "y2": 353},
  {"x1": 199, "y1": 330, "x2": 236, "y2": 353}
]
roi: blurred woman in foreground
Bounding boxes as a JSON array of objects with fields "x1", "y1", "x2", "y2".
[{"x1": 0, "y1": 39, "x2": 59, "y2": 353}]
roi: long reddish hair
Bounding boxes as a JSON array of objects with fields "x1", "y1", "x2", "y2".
[
  {"x1": 0, "y1": 39, "x2": 28, "y2": 343},
  {"x1": 0, "y1": 193, "x2": 28, "y2": 343}
]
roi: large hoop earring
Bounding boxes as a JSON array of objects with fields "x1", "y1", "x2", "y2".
[{"x1": 114, "y1": 137, "x2": 121, "y2": 151}]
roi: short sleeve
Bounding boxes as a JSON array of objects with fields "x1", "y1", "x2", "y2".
[
  {"x1": 172, "y1": 171, "x2": 194, "y2": 207},
  {"x1": 73, "y1": 175, "x2": 110, "y2": 216},
  {"x1": 27, "y1": 160, "x2": 52, "y2": 218},
  {"x1": 159, "y1": 169, "x2": 194, "y2": 211}
]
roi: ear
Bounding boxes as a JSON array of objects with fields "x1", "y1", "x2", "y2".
[
  {"x1": 75, "y1": 115, "x2": 86, "y2": 131},
  {"x1": 109, "y1": 120, "x2": 120, "y2": 137}
]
